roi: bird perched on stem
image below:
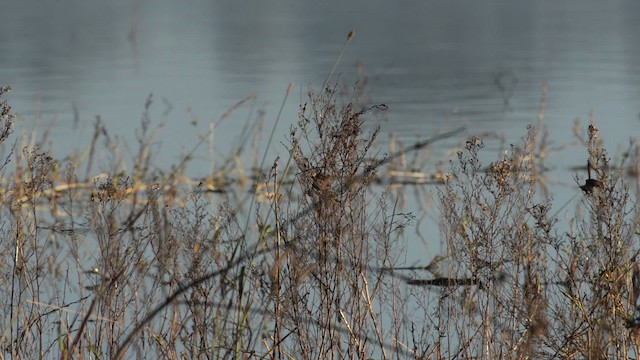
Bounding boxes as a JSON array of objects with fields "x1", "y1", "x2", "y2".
[{"x1": 579, "y1": 160, "x2": 602, "y2": 194}]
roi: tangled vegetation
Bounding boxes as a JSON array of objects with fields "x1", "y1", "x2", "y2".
[{"x1": 2, "y1": 56, "x2": 640, "y2": 359}]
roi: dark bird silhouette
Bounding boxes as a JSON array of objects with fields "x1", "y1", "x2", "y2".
[{"x1": 579, "y1": 160, "x2": 601, "y2": 194}]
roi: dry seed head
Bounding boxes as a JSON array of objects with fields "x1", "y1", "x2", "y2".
[
  {"x1": 489, "y1": 159, "x2": 511, "y2": 190},
  {"x1": 588, "y1": 123, "x2": 599, "y2": 141},
  {"x1": 347, "y1": 30, "x2": 355, "y2": 41}
]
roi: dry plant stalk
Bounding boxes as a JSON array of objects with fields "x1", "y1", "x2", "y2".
[
  {"x1": 3, "y1": 77, "x2": 640, "y2": 359},
  {"x1": 431, "y1": 123, "x2": 640, "y2": 359}
]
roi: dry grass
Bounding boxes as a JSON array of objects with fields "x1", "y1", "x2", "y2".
[{"x1": 2, "y1": 70, "x2": 640, "y2": 360}]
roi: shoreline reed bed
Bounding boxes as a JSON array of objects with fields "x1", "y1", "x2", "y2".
[{"x1": 2, "y1": 73, "x2": 640, "y2": 359}]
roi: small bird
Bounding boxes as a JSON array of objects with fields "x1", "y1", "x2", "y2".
[{"x1": 579, "y1": 160, "x2": 601, "y2": 194}]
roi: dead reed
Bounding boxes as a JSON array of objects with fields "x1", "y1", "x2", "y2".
[{"x1": 2, "y1": 74, "x2": 640, "y2": 360}]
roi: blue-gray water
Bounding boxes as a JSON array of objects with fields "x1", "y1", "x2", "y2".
[
  {"x1": 3, "y1": 0, "x2": 639, "y2": 164},
  {"x1": 3, "y1": 0, "x2": 640, "y2": 258}
]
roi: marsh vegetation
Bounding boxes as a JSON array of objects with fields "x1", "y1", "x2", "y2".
[{"x1": 2, "y1": 51, "x2": 640, "y2": 359}]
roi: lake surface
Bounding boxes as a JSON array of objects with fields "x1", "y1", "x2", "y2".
[{"x1": 2, "y1": 0, "x2": 640, "y2": 257}]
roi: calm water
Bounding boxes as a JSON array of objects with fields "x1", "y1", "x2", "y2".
[{"x1": 2, "y1": 0, "x2": 640, "y2": 255}]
